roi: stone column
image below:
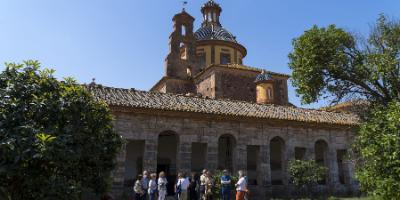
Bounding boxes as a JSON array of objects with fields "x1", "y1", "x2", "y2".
[
  {"x1": 260, "y1": 145, "x2": 271, "y2": 186},
  {"x1": 178, "y1": 135, "x2": 192, "y2": 173},
  {"x1": 328, "y1": 147, "x2": 339, "y2": 191},
  {"x1": 143, "y1": 138, "x2": 158, "y2": 173},
  {"x1": 283, "y1": 144, "x2": 295, "y2": 186},
  {"x1": 206, "y1": 140, "x2": 218, "y2": 171},
  {"x1": 111, "y1": 144, "x2": 127, "y2": 195},
  {"x1": 234, "y1": 144, "x2": 247, "y2": 174},
  {"x1": 305, "y1": 146, "x2": 315, "y2": 160}
]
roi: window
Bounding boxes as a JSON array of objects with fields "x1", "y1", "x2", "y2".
[
  {"x1": 220, "y1": 53, "x2": 231, "y2": 64},
  {"x1": 267, "y1": 88, "x2": 272, "y2": 99},
  {"x1": 181, "y1": 25, "x2": 186, "y2": 36},
  {"x1": 198, "y1": 53, "x2": 206, "y2": 67},
  {"x1": 208, "y1": 12, "x2": 212, "y2": 22}
]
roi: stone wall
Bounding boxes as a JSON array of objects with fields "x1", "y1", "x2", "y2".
[{"x1": 110, "y1": 109, "x2": 358, "y2": 198}]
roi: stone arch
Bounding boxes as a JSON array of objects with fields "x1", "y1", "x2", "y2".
[
  {"x1": 157, "y1": 130, "x2": 179, "y2": 195},
  {"x1": 218, "y1": 134, "x2": 236, "y2": 172},
  {"x1": 270, "y1": 136, "x2": 285, "y2": 185},
  {"x1": 315, "y1": 139, "x2": 329, "y2": 184}
]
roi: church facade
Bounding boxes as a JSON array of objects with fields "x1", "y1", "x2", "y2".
[{"x1": 88, "y1": 0, "x2": 359, "y2": 198}]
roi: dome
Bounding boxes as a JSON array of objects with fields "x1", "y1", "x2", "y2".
[
  {"x1": 255, "y1": 70, "x2": 273, "y2": 82},
  {"x1": 195, "y1": 25, "x2": 237, "y2": 43}
]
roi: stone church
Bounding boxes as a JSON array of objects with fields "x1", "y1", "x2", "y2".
[{"x1": 87, "y1": 0, "x2": 359, "y2": 198}]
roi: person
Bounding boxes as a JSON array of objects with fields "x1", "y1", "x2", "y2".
[
  {"x1": 243, "y1": 175, "x2": 249, "y2": 200},
  {"x1": 142, "y1": 171, "x2": 150, "y2": 200},
  {"x1": 157, "y1": 171, "x2": 168, "y2": 200},
  {"x1": 148, "y1": 173, "x2": 157, "y2": 200},
  {"x1": 220, "y1": 170, "x2": 231, "y2": 200},
  {"x1": 188, "y1": 172, "x2": 199, "y2": 200},
  {"x1": 204, "y1": 171, "x2": 214, "y2": 200},
  {"x1": 235, "y1": 171, "x2": 247, "y2": 200},
  {"x1": 176, "y1": 172, "x2": 190, "y2": 200},
  {"x1": 134, "y1": 174, "x2": 145, "y2": 200},
  {"x1": 199, "y1": 169, "x2": 207, "y2": 200}
]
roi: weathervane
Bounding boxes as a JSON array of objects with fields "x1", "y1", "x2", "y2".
[{"x1": 182, "y1": 1, "x2": 188, "y2": 11}]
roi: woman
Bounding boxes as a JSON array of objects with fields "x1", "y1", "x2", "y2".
[
  {"x1": 188, "y1": 172, "x2": 199, "y2": 200},
  {"x1": 204, "y1": 171, "x2": 214, "y2": 200},
  {"x1": 235, "y1": 171, "x2": 247, "y2": 200},
  {"x1": 157, "y1": 171, "x2": 168, "y2": 200},
  {"x1": 176, "y1": 172, "x2": 189, "y2": 200},
  {"x1": 134, "y1": 174, "x2": 145, "y2": 200},
  {"x1": 148, "y1": 173, "x2": 157, "y2": 200}
]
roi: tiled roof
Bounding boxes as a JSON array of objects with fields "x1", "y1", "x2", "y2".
[
  {"x1": 198, "y1": 64, "x2": 291, "y2": 78},
  {"x1": 86, "y1": 84, "x2": 359, "y2": 126}
]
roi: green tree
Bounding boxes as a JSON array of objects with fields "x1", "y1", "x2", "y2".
[
  {"x1": 0, "y1": 61, "x2": 123, "y2": 200},
  {"x1": 288, "y1": 15, "x2": 400, "y2": 199},
  {"x1": 355, "y1": 101, "x2": 400, "y2": 199},
  {"x1": 288, "y1": 15, "x2": 400, "y2": 105},
  {"x1": 289, "y1": 160, "x2": 327, "y2": 199}
]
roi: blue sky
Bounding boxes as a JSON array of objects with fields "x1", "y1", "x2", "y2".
[{"x1": 1, "y1": 0, "x2": 399, "y2": 108}]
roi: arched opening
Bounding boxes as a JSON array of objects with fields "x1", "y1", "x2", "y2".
[
  {"x1": 124, "y1": 140, "x2": 145, "y2": 187},
  {"x1": 270, "y1": 136, "x2": 285, "y2": 185},
  {"x1": 157, "y1": 131, "x2": 178, "y2": 196},
  {"x1": 315, "y1": 140, "x2": 328, "y2": 185},
  {"x1": 181, "y1": 25, "x2": 186, "y2": 36},
  {"x1": 218, "y1": 134, "x2": 236, "y2": 172},
  {"x1": 179, "y1": 42, "x2": 187, "y2": 60}
]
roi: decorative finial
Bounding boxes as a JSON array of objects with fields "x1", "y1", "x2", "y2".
[
  {"x1": 182, "y1": 1, "x2": 188, "y2": 11},
  {"x1": 91, "y1": 78, "x2": 96, "y2": 83}
]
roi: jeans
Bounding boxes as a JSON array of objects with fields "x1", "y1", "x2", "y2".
[
  {"x1": 221, "y1": 187, "x2": 230, "y2": 200},
  {"x1": 149, "y1": 192, "x2": 156, "y2": 200}
]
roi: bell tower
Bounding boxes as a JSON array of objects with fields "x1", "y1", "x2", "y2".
[{"x1": 165, "y1": 10, "x2": 199, "y2": 79}]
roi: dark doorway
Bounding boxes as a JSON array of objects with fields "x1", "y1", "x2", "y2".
[
  {"x1": 270, "y1": 137, "x2": 285, "y2": 185},
  {"x1": 157, "y1": 131, "x2": 178, "y2": 196},
  {"x1": 247, "y1": 145, "x2": 260, "y2": 185},
  {"x1": 124, "y1": 140, "x2": 145, "y2": 187}
]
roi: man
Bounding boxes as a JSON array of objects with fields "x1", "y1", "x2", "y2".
[
  {"x1": 220, "y1": 170, "x2": 231, "y2": 200},
  {"x1": 141, "y1": 171, "x2": 149, "y2": 200},
  {"x1": 199, "y1": 169, "x2": 207, "y2": 200}
]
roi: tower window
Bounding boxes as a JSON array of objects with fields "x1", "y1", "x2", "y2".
[
  {"x1": 220, "y1": 53, "x2": 231, "y2": 64},
  {"x1": 208, "y1": 12, "x2": 212, "y2": 22},
  {"x1": 267, "y1": 88, "x2": 272, "y2": 99},
  {"x1": 181, "y1": 25, "x2": 186, "y2": 36},
  {"x1": 198, "y1": 53, "x2": 206, "y2": 67}
]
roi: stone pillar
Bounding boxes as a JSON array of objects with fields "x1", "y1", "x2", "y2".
[
  {"x1": 328, "y1": 147, "x2": 339, "y2": 191},
  {"x1": 111, "y1": 144, "x2": 127, "y2": 195},
  {"x1": 283, "y1": 144, "x2": 295, "y2": 186},
  {"x1": 260, "y1": 145, "x2": 271, "y2": 186},
  {"x1": 305, "y1": 146, "x2": 315, "y2": 160},
  {"x1": 344, "y1": 150, "x2": 359, "y2": 194},
  {"x1": 178, "y1": 135, "x2": 192, "y2": 173},
  {"x1": 206, "y1": 140, "x2": 218, "y2": 171},
  {"x1": 234, "y1": 144, "x2": 247, "y2": 174},
  {"x1": 143, "y1": 138, "x2": 158, "y2": 173}
]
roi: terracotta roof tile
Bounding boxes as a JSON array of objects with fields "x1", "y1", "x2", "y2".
[{"x1": 86, "y1": 84, "x2": 359, "y2": 126}]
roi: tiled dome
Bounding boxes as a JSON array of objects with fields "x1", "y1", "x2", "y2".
[
  {"x1": 255, "y1": 70, "x2": 273, "y2": 82},
  {"x1": 195, "y1": 25, "x2": 237, "y2": 43}
]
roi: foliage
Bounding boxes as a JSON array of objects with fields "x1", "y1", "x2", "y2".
[
  {"x1": 289, "y1": 159, "x2": 327, "y2": 198},
  {"x1": 211, "y1": 170, "x2": 238, "y2": 198},
  {"x1": 0, "y1": 61, "x2": 123, "y2": 200},
  {"x1": 355, "y1": 101, "x2": 400, "y2": 199},
  {"x1": 288, "y1": 15, "x2": 400, "y2": 105}
]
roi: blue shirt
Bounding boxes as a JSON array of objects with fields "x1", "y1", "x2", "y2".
[{"x1": 221, "y1": 175, "x2": 231, "y2": 188}]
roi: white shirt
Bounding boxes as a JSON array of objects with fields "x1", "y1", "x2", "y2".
[
  {"x1": 177, "y1": 177, "x2": 190, "y2": 190},
  {"x1": 236, "y1": 177, "x2": 247, "y2": 191}
]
